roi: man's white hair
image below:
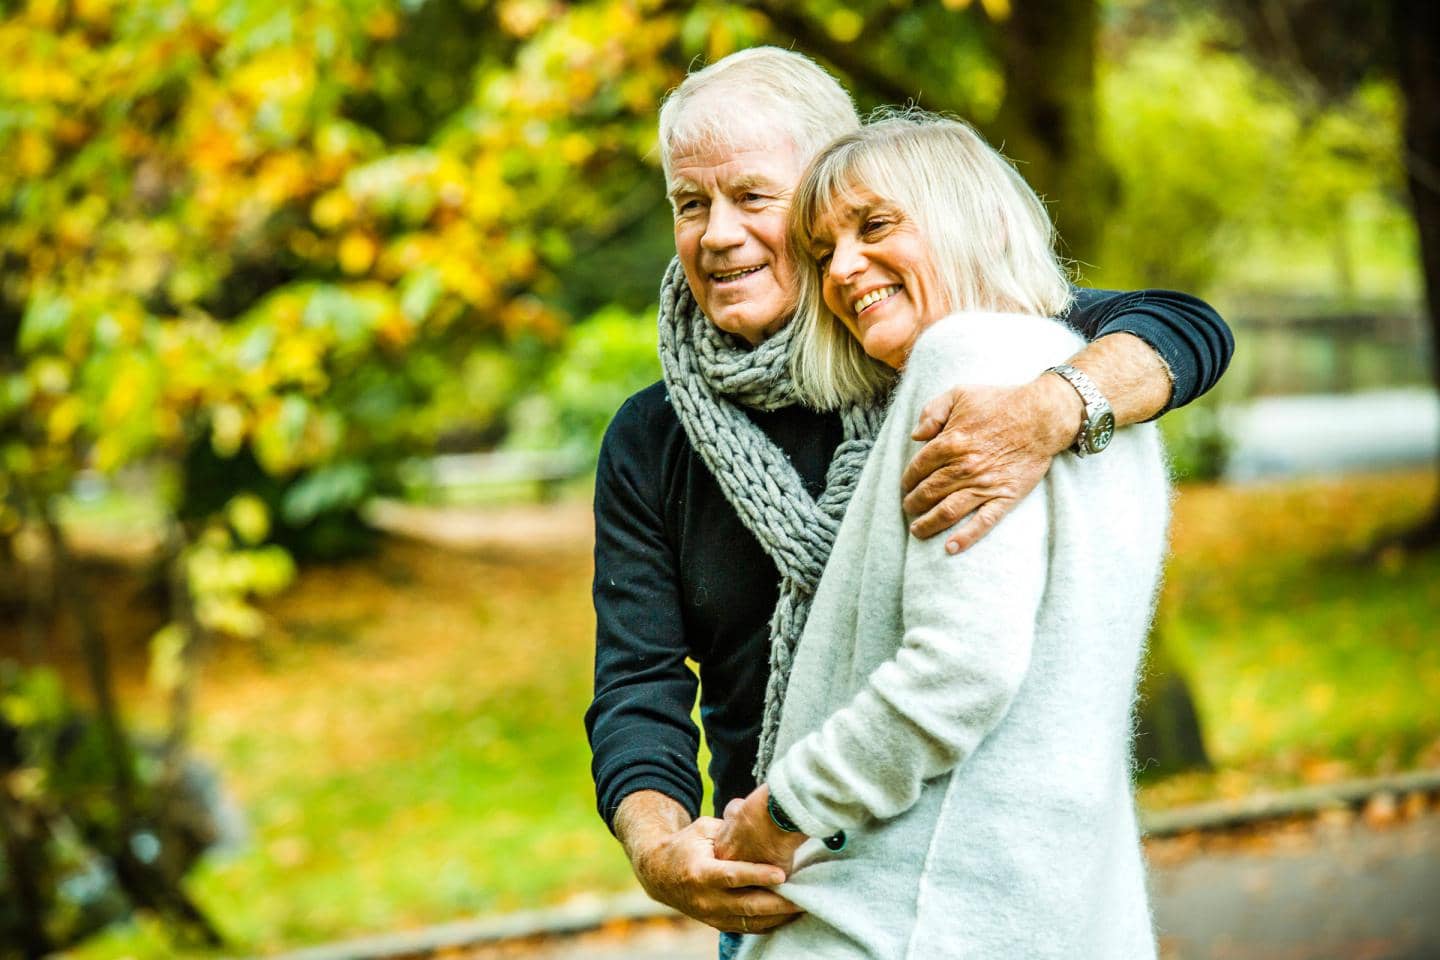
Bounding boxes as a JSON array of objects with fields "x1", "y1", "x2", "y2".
[
  {"x1": 788, "y1": 110, "x2": 1075, "y2": 410},
  {"x1": 657, "y1": 46, "x2": 860, "y2": 191}
]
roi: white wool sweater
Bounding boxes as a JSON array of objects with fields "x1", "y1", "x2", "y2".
[{"x1": 739, "y1": 312, "x2": 1169, "y2": 960}]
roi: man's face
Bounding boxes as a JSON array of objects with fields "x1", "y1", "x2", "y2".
[{"x1": 669, "y1": 135, "x2": 805, "y2": 345}]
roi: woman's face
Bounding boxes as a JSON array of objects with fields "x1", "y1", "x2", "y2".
[{"x1": 809, "y1": 188, "x2": 946, "y2": 369}]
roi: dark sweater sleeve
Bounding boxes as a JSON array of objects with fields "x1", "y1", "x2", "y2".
[
  {"x1": 585, "y1": 396, "x2": 703, "y2": 834},
  {"x1": 1063, "y1": 287, "x2": 1234, "y2": 415}
]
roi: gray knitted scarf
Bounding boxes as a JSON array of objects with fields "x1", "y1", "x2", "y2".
[{"x1": 656, "y1": 257, "x2": 885, "y2": 781}]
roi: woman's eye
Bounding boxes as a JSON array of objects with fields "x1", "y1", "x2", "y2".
[
  {"x1": 815, "y1": 252, "x2": 833, "y2": 269},
  {"x1": 861, "y1": 218, "x2": 888, "y2": 235}
]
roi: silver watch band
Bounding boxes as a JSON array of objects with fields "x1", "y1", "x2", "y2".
[{"x1": 1047, "y1": 363, "x2": 1115, "y2": 457}]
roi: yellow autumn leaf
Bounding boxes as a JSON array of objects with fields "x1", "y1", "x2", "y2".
[
  {"x1": 826, "y1": 9, "x2": 863, "y2": 43},
  {"x1": 24, "y1": 0, "x2": 65, "y2": 30},
  {"x1": 210, "y1": 402, "x2": 247, "y2": 457},
  {"x1": 338, "y1": 231, "x2": 377, "y2": 275},
  {"x1": 226, "y1": 493, "x2": 271, "y2": 546},
  {"x1": 101, "y1": 356, "x2": 147, "y2": 425},
  {"x1": 47, "y1": 395, "x2": 84, "y2": 444},
  {"x1": 312, "y1": 189, "x2": 356, "y2": 231},
  {"x1": 148, "y1": 624, "x2": 187, "y2": 695},
  {"x1": 16, "y1": 131, "x2": 54, "y2": 177}
]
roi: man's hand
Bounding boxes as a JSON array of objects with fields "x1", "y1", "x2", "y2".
[
  {"x1": 903, "y1": 332, "x2": 1173, "y2": 554},
  {"x1": 715, "y1": 785, "x2": 806, "y2": 874},
  {"x1": 615, "y1": 790, "x2": 801, "y2": 934},
  {"x1": 902, "y1": 377, "x2": 1080, "y2": 553}
]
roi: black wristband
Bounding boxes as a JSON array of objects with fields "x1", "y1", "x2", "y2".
[
  {"x1": 768, "y1": 794, "x2": 847, "y2": 851},
  {"x1": 767, "y1": 794, "x2": 801, "y2": 832}
]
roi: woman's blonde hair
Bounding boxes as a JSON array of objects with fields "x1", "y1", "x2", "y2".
[{"x1": 788, "y1": 110, "x2": 1074, "y2": 410}]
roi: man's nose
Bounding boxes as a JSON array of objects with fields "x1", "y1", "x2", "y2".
[{"x1": 701, "y1": 200, "x2": 745, "y2": 251}]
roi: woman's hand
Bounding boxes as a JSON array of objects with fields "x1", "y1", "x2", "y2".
[{"x1": 714, "y1": 784, "x2": 807, "y2": 874}]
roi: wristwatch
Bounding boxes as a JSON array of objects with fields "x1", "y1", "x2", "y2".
[
  {"x1": 768, "y1": 794, "x2": 847, "y2": 851},
  {"x1": 1047, "y1": 363, "x2": 1115, "y2": 457}
]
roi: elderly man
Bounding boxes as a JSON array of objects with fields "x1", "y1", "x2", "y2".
[{"x1": 586, "y1": 47, "x2": 1231, "y2": 941}]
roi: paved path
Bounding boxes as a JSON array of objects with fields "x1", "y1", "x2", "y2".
[
  {"x1": 453, "y1": 809, "x2": 1440, "y2": 960},
  {"x1": 1149, "y1": 808, "x2": 1440, "y2": 959}
]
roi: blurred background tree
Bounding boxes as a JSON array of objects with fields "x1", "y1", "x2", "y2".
[
  {"x1": 1187, "y1": 0, "x2": 1440, "y2": 547},
  {"x1": 0, "y1": 0, "x2": 1427, "y2": 954}
]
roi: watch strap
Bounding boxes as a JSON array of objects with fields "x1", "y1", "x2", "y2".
[{"x1": 1047, "y1": 363, "x2": 1114, "y2": 457}]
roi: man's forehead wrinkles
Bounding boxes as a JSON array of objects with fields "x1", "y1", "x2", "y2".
[{"x1": 667, "y1": 168, "x2": 787, "y2": 201}]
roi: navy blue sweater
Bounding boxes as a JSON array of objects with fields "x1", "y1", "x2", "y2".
[{"x1": 586, "y1": 288, "x2": 1232, "y2": 831}]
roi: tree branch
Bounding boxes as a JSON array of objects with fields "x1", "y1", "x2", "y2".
[{"x1": 740, "y1": 0, "x2": 932, "y2": 109}]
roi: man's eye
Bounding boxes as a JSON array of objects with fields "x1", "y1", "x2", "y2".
[
  {"x1": 740, "y1": 192, "x2": 766, "y2": 204},
  {"x1": 677, "y1": 199, "x2": 702, "y2": 213}
]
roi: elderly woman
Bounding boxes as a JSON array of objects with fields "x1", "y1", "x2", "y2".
[{"x1": 714, "y1": 113, "x2": 1170, "y2": 959}]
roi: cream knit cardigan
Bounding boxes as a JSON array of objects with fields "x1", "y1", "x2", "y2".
[{"x1": 739, "y1": 312, "x2": 1169, "y2": 960}]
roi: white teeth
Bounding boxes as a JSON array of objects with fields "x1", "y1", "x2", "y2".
[
  {"x1": 714, "y1": 265, "x2": 764, "y2": 281},
  {"x1": 853, "y1": 285, "x2": 900, "y2": 313}
]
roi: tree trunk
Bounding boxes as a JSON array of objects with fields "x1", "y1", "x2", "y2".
[
  {"x1": 39, "y1": 510, "x2": 140, "y2": 809},
  {"x1": 37, "y1": 502, "x2": 222, "y2": 947},
  {"x1": 987, "y1": 0, "x2": 1113, "y2": 266},
  {"x1": 159, "y1": 523, "x2": 205, "y2": 796},
  {"x1": 1393, "y1": 0, "x2": 1440, "y2": 548},
  {"x1": 1134, "y1": 629, "x2": 1211, "y2": 779},
  {"x1": 0, "y1": 780, "x2": 55, "y2": 958}
]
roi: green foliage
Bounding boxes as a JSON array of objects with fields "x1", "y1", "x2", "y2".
[
  {"x1": 508, "y1": 305, "x2": 661, "y2": 458},
  {"x1": 1094, "y1": 18, "x2": 1410, "y2": 298},
  {"x1": 0, "y1": 667, "x2": 146, "y2": 951},
  {"x1": 1159, "y1": 395, "x2": 1231, "y2": 484}
]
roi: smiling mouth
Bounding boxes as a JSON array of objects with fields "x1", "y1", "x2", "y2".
[
  {"x1": 711, "y1": 265, "x2": 766, "y2": 283},
  {"x1": 853, "y1": 285, "x2": 901, "y2": 316}
]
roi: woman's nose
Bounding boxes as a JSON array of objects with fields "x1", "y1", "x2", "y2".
[{"x1": 828, "y1": 238, "x2": 865, "y2": 284}]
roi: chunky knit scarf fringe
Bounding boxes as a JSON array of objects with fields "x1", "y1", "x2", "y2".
[{"x1": 656, "y1": 258, "x2": 884, "y2": 782}]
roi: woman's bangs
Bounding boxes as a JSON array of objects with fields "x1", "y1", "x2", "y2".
[{"x1": 799, "y1": 147, "x2": 868, "y2": 249}]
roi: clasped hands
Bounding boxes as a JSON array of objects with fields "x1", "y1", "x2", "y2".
[{"x1": 714, "y1": 783, "x2": 807, "y2": 875}]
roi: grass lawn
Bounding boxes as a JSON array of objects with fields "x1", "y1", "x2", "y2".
[{"x1": 53, "y1": 468, "x2": 1440, "y2": 958}]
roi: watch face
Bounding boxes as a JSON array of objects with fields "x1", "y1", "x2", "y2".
[{"x1": 1092, "y1": 411, "x2": 1116, "y2": 451}]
